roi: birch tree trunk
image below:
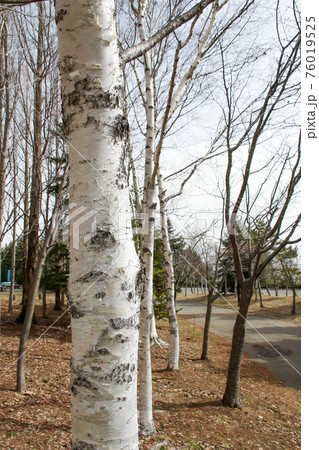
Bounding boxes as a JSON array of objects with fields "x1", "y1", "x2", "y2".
[
  {"x1": 138, "y1": 70, "x2": 157, "y2": 434},
  {"x1": 158, "y1": 172, "x2": 179, "y2": 371},
  {"x1": 56, "y1": 1, "x2": 140, "y2": 447},
  {"x1": 134, "y1": 2, "x2": 157, "y2": 436}
]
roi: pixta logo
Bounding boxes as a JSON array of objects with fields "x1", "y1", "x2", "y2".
[
  {"x1": 118, "y1": 211, "x2": 160, "y2": 240},
  {"x1": 55, "y1": 202, "x2": 97, "y2": 250}
]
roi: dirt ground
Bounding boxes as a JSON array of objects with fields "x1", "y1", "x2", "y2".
[{"x1": 0, "y1": 294, "x2": 300, "y2": 449}]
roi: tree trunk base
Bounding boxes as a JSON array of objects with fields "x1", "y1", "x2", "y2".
[
  {"x1": 53, "y1": 305, "x2": 63, "y2": 311},
  {"x1": 222, "y1": 394, "x2": 242, "y2": 409},
  {"x1": 166, "y1": 364, "x2": 179, "y2": 371},
  {"x1": 139, "y1": 421, "x2": 157, "y2": 437},
  {"x1": 16, "y1": 384, "x2": 26, "y2": 394}
]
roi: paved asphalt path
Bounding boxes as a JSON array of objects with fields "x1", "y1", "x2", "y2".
[{"x1": 177, "y1": 301, "x2": 301, "y2": 390}]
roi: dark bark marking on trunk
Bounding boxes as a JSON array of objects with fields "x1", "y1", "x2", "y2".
[
  {"x1": 115, "y1": 334, "x2": 129, "y2": 343},
  {"x1": 89, "y1": 227, "x2": 117, "y2": 248},
  {"x1": 60, "y1": 55, "x2": 75, "y2": 73},
  {"x1": 76, "y1": 271, "x2": 108, "y2": 282},
  {"x1": 55, "y1": 9, "x2": 67, "y2": 24},
  {"x1": 112, "y1": 114, "x2": 129, "y2": 142},
  {"x1": 72, "y1": 359, "x2": 136, "y2": 393},
  {"x1": 109, "y1": 362, "x2": 135, "y2": 384},
  {"x1": 62, "y1": 79, "x2": 122, "y2": 133},
  {"x1": 71, "y1": 440, "x2": 98, "y2": 450},
  {"x1": 121, "y1": 283, "x2": 135, "y2": 302},
  {"x1": 75, "y1": 77, "x2": 121, "y2": 105},
  {"x1": 90, "y1": 365, "x2": 102, "y2": 372},
  {"x1": 94, "y1": 291, "x2": 106, "y2": 299},
  {"x1": 71, "y1": 373, "x2": 96, "y2": 395},
  {"x1": 83, "y1": 116, "x2": 106, "y2": 131},
  {"x1": 111, "y1": 314, "x2": 139, "y2": 329},
  {"x1": 67, "y1": 293, "x2": 85, "y2": 318},
  {"x1": 69, "y1": 306, "x2": 84, "y2": 319},
  {"x1": 169, "y1": 327, "x2": 178, "y2": 336},
  {"x1": 96, "y1": 347, "x2": 110, "y2": 355},
  {"x1": 114, "y1": 127, "x2": 129, "y2": 187},
  {"x1": 63, "y1": 111, "x2": 76, "y2": 135}
]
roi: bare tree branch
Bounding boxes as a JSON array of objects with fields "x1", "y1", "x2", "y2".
[
  {"x1": 0, "y1": 0, "x2": 46, "y2": 6},
  {"x1": 120, "y1": 0, "x2": 220, "y2": 64}
]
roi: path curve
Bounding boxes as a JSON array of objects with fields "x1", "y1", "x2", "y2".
[{"x1": 177, "y1": 301, "x2": 301, "y2": 390}]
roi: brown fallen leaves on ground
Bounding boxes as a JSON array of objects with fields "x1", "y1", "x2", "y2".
[{"x1": 0, "y1": 295, "x2": 300, "y2": 449}]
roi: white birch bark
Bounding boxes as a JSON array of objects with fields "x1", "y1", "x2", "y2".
[
  {"x1": 56, "y1": 1, "x2": 140, "y2": 448},
  {"x1": 158, "y1": 172, "x2": 179, "y2": 370},
  {"x1": 135, "y1": 1, "x2": 157, "y2": 436},
  {"x1": 128, "y1": 144, "x2": 142, "y2": 215}
]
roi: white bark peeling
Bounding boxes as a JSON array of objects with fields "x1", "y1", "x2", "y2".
[{"x1": 56, "y1": 1, "x2": 139, "y2": 448}]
